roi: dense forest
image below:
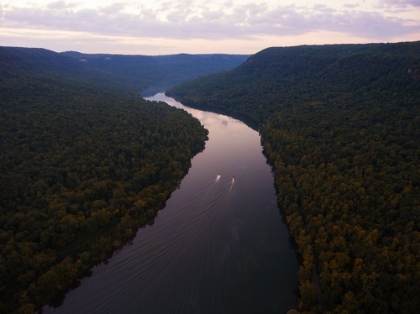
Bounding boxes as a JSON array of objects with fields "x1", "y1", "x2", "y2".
[
  {"x1": 61, "y1": 51, "x2": 249, "y2": 96},
  {"x1": 167, "y1": 41, "x2": 420, "y2": 313},
  {"x1": 0, "y1": 47, "x2": 208, "y2": 313}
]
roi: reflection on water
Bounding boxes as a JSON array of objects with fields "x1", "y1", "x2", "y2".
[{"x1": 44, "y1": 93, "x2": 298, "y2": 314}]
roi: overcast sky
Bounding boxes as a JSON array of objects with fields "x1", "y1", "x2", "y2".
[{"x1": 1, "y1": 0, "x2": 419, "y2": 55}]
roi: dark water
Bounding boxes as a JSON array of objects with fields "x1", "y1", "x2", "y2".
[{"x1": 44, "y1": 93, "x2": 298, "y2": 314}]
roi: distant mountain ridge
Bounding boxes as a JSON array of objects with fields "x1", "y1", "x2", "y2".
[
  {"x1": 0, "y1": 46, "x2": 248, "y2": 96},
  {"x1": 60, "y1": 51, "x2": 249, "y2": 95}
]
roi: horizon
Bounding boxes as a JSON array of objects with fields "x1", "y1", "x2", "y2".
[
  {"x1": 1, "y1": 0, "x2": 419, "y2": 55},
  {"x1": 3, "y1": 39, "x2": 420, "y2": 57}
]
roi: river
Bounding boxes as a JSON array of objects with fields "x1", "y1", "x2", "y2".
[{"x1": 43, "y1": 93, "x2": 298, "y2": 314}]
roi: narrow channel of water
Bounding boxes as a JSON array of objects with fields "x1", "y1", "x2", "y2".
[{"x1": 44, "y1": 93, "x2": 298, "y2": 314}]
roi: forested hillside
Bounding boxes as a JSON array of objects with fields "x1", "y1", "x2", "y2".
[
  {"x1": 61, "y1": 51, "x2": 249, "y2": 96},
  {"x1": 167, "y1": 41, "x2": 420, "y2": 313},
  {"x1": 0, "y1": 47, "x2": 208, "y2": 313}
]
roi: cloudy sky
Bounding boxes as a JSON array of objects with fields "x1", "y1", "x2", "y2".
[{"x1": 0, "y1": 0, "x2": 419, "y2": 55}]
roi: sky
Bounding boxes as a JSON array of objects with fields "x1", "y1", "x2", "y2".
[{"x1": 0, "y1": 0, "x2": 419, "y2": 55}]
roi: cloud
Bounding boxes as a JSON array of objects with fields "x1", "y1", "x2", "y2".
[
  {"x1": 47, "y1": 1, "x2": 78, "y2": 10},
  {"x1": 0, "y1": 1, "x2": 418, "y2": 41},
  {"x1": 381, "y1": 0, "x2": 420, "y2": 7},
  {"x1": 100, "y1": 3, "x2": 127, "y2": 15},
  {"x1": 343, "y1": 3, "x2": 360, "y2": 9}
]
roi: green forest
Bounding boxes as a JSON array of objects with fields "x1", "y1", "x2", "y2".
[
  {"x1": 0, "y1": 47, "x2": 208, "y2": 313},
  {"x1": 167, "y1": 41, "x2": 420, "y2": 313}
]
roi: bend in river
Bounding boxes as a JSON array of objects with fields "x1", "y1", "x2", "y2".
[{"x1": 43, "y1": 93, "x2": 299, "y2": 314}]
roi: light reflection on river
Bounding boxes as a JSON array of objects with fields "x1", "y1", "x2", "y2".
[{"x1": 44, "y1": 93, "x2": 298, "y2": 314}]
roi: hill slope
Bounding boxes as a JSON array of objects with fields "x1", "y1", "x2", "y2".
[
  {"x1": 167, "y1": 41, "x2": 420, "y2": 313},
  {"x1": 0, "y1": 46, "x2": 208, "y2": 313}
]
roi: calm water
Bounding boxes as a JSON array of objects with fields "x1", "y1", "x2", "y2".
[{"x1": 44, "y1": 93, "x2": 298, "y2": 314}]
